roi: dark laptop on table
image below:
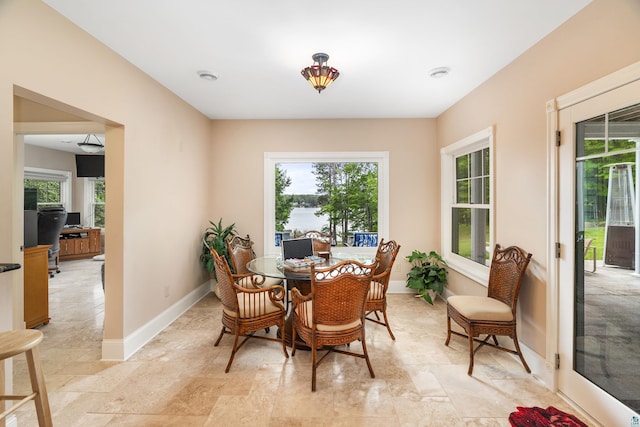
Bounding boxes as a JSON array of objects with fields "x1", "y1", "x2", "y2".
[{"x1": 282, "y1": 237, "x2": 314, "y2": 260}]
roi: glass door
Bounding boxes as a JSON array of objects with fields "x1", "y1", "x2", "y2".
[{"x1": 558, "y1": 80, "x2": 640, "y2": 426}]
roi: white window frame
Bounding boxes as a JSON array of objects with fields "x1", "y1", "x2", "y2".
[
  {"x1": 24, "y1": 166, "x2": 72, "y2": 210},
  {"x1": 83, "y1": 178, "x2": 105, "y2": 229},
  {"x1": 440, "y1": 127, "x2": 494, "y2": 285},
  {"x1": 264, "y1": 152, "x2": 389, "y2": 256}
]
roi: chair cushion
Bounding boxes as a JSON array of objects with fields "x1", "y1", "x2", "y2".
[
  {"x1": 367, "y1": 280, "x2": 384, "y2": 300},
  {"x1": 447, "y1": 296, "x2": 513, "y2": 321},
  {"x1": 223, "y1": 292, "x2": 282, "y2": 318},
  {"x1": 296, "y1": 301, "x2": 362, "y2": 331},
  {"x1": 236, "y1": 275, "x2": 283, "y2": 288}
]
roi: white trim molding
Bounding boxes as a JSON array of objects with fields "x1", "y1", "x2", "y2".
[
  {"x1": 101, "y1": 280, "x2": 212, "y2": 361},
  {"x1": 440, "y1": 126, "x2": 494, "y2": 285},
  {"x1": 546, "y1": 59, "x2": 640, "y2": 393}
]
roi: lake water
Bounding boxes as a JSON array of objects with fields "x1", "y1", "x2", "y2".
[{"x1": 284, "y1": 207, "x2": 328, "y2": 232}]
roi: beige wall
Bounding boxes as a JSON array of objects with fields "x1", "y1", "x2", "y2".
[
  {"x1": 0, "y1": 0, "x2": 212, "y2": 351},
  {"x1": 210, "y1": 119, "x2": 438, "y2": 278},
  {"x1": 437, "y1": 0, "x2": 640, "y2": 355}
]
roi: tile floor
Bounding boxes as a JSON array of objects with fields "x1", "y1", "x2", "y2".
[{"x1": 11, "y1": 259, "x2": 593, "y2": 426}]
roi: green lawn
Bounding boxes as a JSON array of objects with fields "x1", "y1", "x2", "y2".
[{"x1": 584, "y1": 227, "x2": 605, "y2": 260}]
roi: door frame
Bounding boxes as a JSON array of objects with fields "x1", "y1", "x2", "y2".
[{"x1": 547, "y1": 60, "x2": 640, "y2": 420}]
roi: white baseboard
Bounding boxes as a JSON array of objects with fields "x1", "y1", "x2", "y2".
[
  {"x1": 387, "y1": 279, "x2": 414, "y2": 294},
  {"x1": 101, "y1": 280, "x2": 212, "y2": 361}
]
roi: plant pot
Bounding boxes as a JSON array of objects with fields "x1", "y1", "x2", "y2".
[{"x1": 415, "y1": 290, "x2": 438, "y2": 304}]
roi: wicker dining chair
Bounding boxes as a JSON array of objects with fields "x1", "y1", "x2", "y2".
[
  {"x1": 364, "y1": 238, "x2": 401, "y2": 340},
  {"x1": 291, "y1": 260, "x2": 376, "y2": 391},
  {"x1": 226, "y1": 234, "x2": 283, "y2": 288},
  {"x1": 299, "y1": 230, "x2": 332, "y2": 254},
  {"x1": 445, "y1": 244, "x2": 532, "y2": 375},
  {"x1": 210, "y1": 247, "x2": 288, "y2": 373}
]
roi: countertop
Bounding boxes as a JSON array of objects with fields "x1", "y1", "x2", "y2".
[{"x1": 0, "y1": 263, "x2": 21, "y2": 273}]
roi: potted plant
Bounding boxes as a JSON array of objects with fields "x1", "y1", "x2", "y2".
[
  {"x1": 405, "y1": 250, "x2": 448, "y2": 304},
  {"x1": 200, "y1": 218, "x2": 237, "y2": 278}
]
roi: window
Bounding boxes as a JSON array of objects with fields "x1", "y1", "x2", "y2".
[
  {"x1": 24, "y1": 167, "x2": 71, "y2": 210},
  {"x1": 441, "y1": 127, "x2": 494, "y2": 284},
  {"x1": 265, "y1": 152, "x2": 389, "y2": 255},
  {"x1": 84, "y1": 178, "x2": 105, "y2": 228}
]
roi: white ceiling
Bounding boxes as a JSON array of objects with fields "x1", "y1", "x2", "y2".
[
  {"x1": 23, "y1": 134, "x2": 105, "y2": 154},
  {"x1": 27, "y1": 1, "x2": 591, "y2": 152},
  {"x1": 41, "y1": 0, "x2": 591, "y2": 121}
]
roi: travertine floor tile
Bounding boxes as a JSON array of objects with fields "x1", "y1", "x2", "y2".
[{"x1": 11, "y1": 259, "x2": 596, "y2": 426}]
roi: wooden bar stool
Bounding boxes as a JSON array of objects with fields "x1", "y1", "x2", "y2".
[{"x1": 0, "y1": 329, "x2": 52, "y2": 427}]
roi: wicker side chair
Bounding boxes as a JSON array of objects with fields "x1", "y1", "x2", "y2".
[
  {"x1": 291, "y1": 260, "x2": 376, "y2": 391},
  {"x1": 299, "y1": 230, "x2": 332, "y2": 254},
  {"x1": 226, "y1": 234, "x2": 283, "y2": 288},
  {"x1": 210, "y1": 247, "x2": 288, "y2": 373},
  {"x1": 365, "y1": 238, "x2": 401, "y2": 339},
  {"x1": 445, "y1": 244, "x2": 533, "y2": 375}
]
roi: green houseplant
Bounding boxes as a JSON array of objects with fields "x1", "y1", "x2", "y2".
[
  {"x1": 200, "y1": 219, "x2": 237, "y2": 277},
  {"x1": 405, "y1": 250, "x2": 448, "y2": 305}
]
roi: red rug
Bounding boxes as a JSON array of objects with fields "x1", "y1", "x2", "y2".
[{"x1": 509, "y1": 406, "x2": 588, "y2": 427}]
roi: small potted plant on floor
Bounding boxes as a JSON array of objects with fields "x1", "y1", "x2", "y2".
[{"x1": 405, "y1": 250, "x2": 448, "y2": 304}]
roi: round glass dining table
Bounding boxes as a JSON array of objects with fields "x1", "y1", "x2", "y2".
[{"x1": 246, "y1": 253, "x2": 376, "y2": 281}]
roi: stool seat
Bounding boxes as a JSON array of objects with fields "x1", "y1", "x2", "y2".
[
  {"x1": 0, "y1": 329, "x2": 43, "y2": 359},
  {"x1": 0, "y1": 329, "x2": 52, "y2": 427}
]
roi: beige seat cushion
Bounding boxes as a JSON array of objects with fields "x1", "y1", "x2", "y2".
[
  {"x1": 367, "y1": 280, "x2": 384, "y2": 300},
  {"x1": 447, "y1": 296, "x2": 513, "y2": 321},
  {"x1": 295, "y1": 301, "x2": 361, "y2": 331},
  {"x1": 236, "y1": 275, "x2": 283, "y2": 288},
  {"x1": 223, "y1": 292, "x2": 282, "y2": 318}
]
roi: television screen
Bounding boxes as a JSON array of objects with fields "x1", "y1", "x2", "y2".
[
  {"x1": 65, "y1": 212, "x2": 81, "y2": 226},
  {"x1": 76, "y1": 155, "x2": 105, "y2": 178}
]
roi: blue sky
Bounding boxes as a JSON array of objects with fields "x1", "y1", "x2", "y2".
[{"x1": 279, "y1": 163, "x2": 316, "y2": 195}]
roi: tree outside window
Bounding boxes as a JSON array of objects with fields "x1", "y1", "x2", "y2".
[
  {"x1": 24, "y1": 179, "x2": 62, "y2": 209},
  {"x1": 274, "y1": 161, "x2": 379, "y2": 247},
  {"x1": 92, "y1": 179, "x2": 105, "y2": 228}
]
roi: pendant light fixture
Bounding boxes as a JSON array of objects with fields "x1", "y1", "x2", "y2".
[
  {"x1": 301, "y1": 53, "x2": 340, "y2": 93},
  {"x1": 77, "y1": 134, "x2": 105, "y2": 153}
]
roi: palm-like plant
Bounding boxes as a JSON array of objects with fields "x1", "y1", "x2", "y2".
[
  {"x1": 405, "y1": 250, "x2": 448, "y2": 304},
  {"x1": 200, "y1": 219, "x2": 237, "y2": 277}
]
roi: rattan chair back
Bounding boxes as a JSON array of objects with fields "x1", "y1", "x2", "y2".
[
  {"x1": 226, "y1": 234, "x2": 255, "y2": 275},
  {"x1": 300, "y1": 230, "x2": 332, "y2": 253},
  {"x1": 487, "y1": 245, "x2": 532, "y2": 312}
]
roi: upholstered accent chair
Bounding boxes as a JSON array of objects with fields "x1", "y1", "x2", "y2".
[
  {"x1": 445, "y1": 244, "x2": 532, "y2": 375},
  {"x1": 365, "y1": 238, "x2": 401, "y2": 339},
  {"x1": 226, "y1": 234, "x2": 283, "y2": 288},
  {"x1": 209, "y1": 247, "x2": 288, "y2": 373},
  {"x1": 291, "y1": 260, "x2": 376, "y2": 391}
]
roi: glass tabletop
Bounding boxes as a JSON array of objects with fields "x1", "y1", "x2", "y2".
[{"x1": 246, "y1": 254, "x2": 376, "y2": 281}]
